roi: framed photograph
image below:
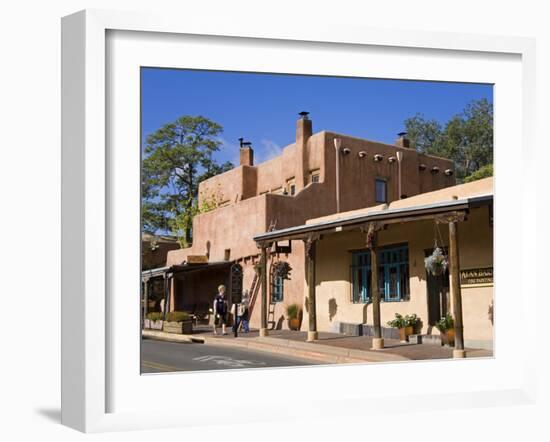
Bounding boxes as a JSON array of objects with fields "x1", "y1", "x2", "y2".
[{"x1": 62, "y1": 9, "x2": 537, "y2": 433}]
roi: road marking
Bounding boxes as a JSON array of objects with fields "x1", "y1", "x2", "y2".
[
  {"x1": 192, "y1": 355, "x2": 267, "y2": 368},
  {"x1": 141, "y1": 360, "x2": 181, "y2": 372}
]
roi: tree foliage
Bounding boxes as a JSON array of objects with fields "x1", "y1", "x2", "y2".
[
  {"x1": 404, "y1": 98, "x2": 493, "y2": 182},
  {"x1": 142, "y1": 116, "x2": 233, "y2": 245}
]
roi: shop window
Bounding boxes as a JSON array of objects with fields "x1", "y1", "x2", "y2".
[
  {"x1": 310, "y1": 170, "x2": 320, "y2": 183},
  {"x1": 350, "y1": 244, "x2": 409, "y2": 303},
  {"x1": 375, "y1": 178, "x2": 387, "y2": 203},
  {"x1": 271, "y1": 275, "x2": 284, "y2": 303}
]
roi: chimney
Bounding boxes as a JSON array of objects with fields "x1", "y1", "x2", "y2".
[
  {"x1": 239, "y1": 138, "x2": 254, "y2": 166},
  {"x1": 395, "y1": 131, "x2": 411, "y2": 148},
  {"x1": 295, "y1": 111, "x2": 312, "y2": 188}
]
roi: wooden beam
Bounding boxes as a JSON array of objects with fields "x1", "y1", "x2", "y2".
[
  {"x1": 259, "y1": 247, "x2": 268, "y2": 337},
  {"x1": 305, "y1": 236, "x2": 318, "y2": 341},
  {"x1": 143, "y1": 278, "x2": 149, "y2": 327},
  {"x1": 449, "y1": 220, "x2": 465, "y2": 356}
]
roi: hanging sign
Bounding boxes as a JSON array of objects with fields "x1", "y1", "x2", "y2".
[
  {"x1": 186, "y1": 255, "x2": 208, "y2": 264},
  {"x1": 460, "y1": 267, "x2": 493, "y2": 285}
]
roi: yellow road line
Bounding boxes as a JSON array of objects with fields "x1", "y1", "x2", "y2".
[{"x1": 141, "y1": 360, "x2": 181, "y2": 372}]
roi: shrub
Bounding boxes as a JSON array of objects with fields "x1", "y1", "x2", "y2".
[
  {"x1": 435, "y1": 313, "x2": 454, "y2": 332},
  {"x1": 404, "y1": 314, "x2": 420, "y2": 328},
  {"x1": 286, "y1": 303, "x2": 301, "y2": 319},
  {"x1": 146, "y1": 312, "x2": 163, "y2": 321},
  {"x1": 165, "y1": 311, "x2": 190, "y2": 323},
  {"x1": 387, "y1": 313, "x2": 407, "y2": 329}
]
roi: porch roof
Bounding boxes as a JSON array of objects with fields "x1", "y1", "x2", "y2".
[
  {"x1": 253, "y1": 177, "x2": 493, "y2": 243},
  {"x1": 141, "y1": 261, "x2": 232, "y2": 278}
]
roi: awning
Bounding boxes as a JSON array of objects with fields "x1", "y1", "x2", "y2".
[
  {"x1": 141, "y1": 261, "x2": 232, "y2": 279},
  {"x1": 253, "y1": 194, "x2": 492, "y2": 244}
]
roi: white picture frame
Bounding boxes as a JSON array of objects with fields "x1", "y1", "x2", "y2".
[{"x1": 61, "y1": 9, "x2": 537, "y2": 433}]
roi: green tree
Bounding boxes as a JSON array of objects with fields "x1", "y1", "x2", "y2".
[
  {"x1": 142, "y1": 116, "x2": 233, "y2": 246},
  {"x1": 464, "y1": 164, "x2": 493, "y2": 183},
  {"x1": 404, "y1": 98, "x2": 493, "y2": 182}
]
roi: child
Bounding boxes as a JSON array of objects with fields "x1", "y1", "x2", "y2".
[
  {"x1": 213, "y1": 284, "x2": 228, "y2": 335},
  {"x1": 231, "y1": 290, "x2": 250, "y2": 333}
]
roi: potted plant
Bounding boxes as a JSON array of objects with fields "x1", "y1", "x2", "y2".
[
  {"x1": 404, "y1": 314, "x2": 420, "y2": 337},
  {"x1": 274, "y1": 261, "x2": 292, "y2": 280},
  {"x1": 387, "y1": 313, "x2": 408, "y2": 342},
  {"x1": 145, "y1": 311, "x2": 164, "y2": 330},
  {"x1": 163, "y1": 311, "x2": 193, "y2": 335},
  {"x1": 435, "y1": 313, "x2": 455, "y2": 346},
  {"x1": 424, "y1": 246, "x2": 448, "y2": 276},
  {"x1": 286, "y1": 303, "x2": 302, "y2": 331}
]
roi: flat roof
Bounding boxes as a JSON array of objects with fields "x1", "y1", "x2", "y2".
[{"x1": 254, "y1": 178, "x2": 493, "y2": 242}]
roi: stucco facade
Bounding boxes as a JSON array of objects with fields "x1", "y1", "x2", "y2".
[{"x1": 165, "y1": 114, "x2": 458, "y2": 334}]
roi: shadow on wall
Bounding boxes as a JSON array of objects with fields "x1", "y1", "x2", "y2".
[
  {"x1": 362, "y1": 303, "x2": 369, "y2": 324},
  {"x1": 328, "y1": 298, "x2": 337, "y2": 321},
  {"x1": 275, "y1": 315, "x2": 284, "y2": 330}
]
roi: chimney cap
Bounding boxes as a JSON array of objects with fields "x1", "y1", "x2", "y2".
[
  {"x1": 241, "y1": 141, "x2": 252, "y2": 148},
  {"x1": 238, "y1": 137, "x2": 244, "y2": 147},
  {"x1": 397, "y1": 131, "x2": 408, "y2": 137},
  {"x1": 298, "y1": 111, "x2": 310, "y2": 119}
]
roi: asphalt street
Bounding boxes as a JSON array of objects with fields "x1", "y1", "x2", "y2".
[{"x1": 141, "y1": 338, "x2": 318, "y2": 373}]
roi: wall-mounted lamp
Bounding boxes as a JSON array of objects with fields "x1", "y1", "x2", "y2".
[
  {"x1": 444, "y1": 169, "x2": 454, "y2": 176},
  {"x1": 419, "y1": 163, "x2": 427, "y2": 171},
  {"x1": 388, "y1": 156, "x2": 396, "y2": 163},
  {"x1": 358, "y1": 151, "x2": 366, "y2": 158},
  {"x1": 431, "y1": 166, "x2": 440, "y2": 174},
  {"x1": 374, "y1": 154, "x2": 383, "y2": 162},
  {"x1": 342, "y1": 147, "x2": 351, "y2": 155}
]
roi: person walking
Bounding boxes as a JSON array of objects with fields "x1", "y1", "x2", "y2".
[
  {"x1": 232, "y1": 290, "x2": 250, "y2": 333},
  {"x1": 213, "y1": 284, "x2": 228, "y2": 335}
]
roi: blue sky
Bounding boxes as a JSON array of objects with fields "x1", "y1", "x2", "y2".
[{"x1": 141, "y1": 68, "x2": 492, "y2": 165}]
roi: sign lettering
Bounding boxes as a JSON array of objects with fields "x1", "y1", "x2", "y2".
[{"x1": 460, "y1": 267, "x2": 493, "y2": 285}]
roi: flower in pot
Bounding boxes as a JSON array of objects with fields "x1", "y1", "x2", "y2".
[
  {"x1": 145, "y1": 311, "x2": 164, "y2": 330},
  {"x1": 286, "y1": 303, "x2": 302, "y2": 331},
  {"x1": 435, "y1": 313, "x2": 455, "y2": 346},
  {"x1": 424, "y1": 247, "x2": 448, "y2": 276},
  {"x1": 387, "y1": 313, "x2": 408, "y2": 342},
  {"x1": 404, "y1": 314, "x2": 420, "y2": 336}
]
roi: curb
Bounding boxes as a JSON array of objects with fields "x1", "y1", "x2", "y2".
[{"x1": 142, "y1": 330, "x2": 410, "y2": 364}]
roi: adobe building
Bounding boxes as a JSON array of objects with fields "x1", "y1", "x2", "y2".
[{"x1": 142, "y1": 113, "x2": 494, "y2": 351}]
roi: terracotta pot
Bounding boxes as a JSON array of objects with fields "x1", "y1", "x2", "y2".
[
  {"x1": 398, "y1": 327, "x2": 407, "y2": 342},
  {"x1": 288, "y1": 318, "x2": 301, "y2": 331},
  {"x1": 405, "y1": 326, "x2": 414, "y2": 337},
  {"x1": 441, "y1": 328, "x2": 455, "y2": 346}
]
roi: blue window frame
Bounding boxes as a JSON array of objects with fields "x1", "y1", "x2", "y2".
[
  {"x1": 271, "y1": 275, "x2": 284, "y2": 303},
  {"x1": 350, "y1": 244, "x2": 409, "y2": 303}
]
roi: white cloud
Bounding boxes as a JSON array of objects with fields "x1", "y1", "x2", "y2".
[
  {"x1": 257, "y1": 139, "x2": 282, "y2": 163},
  {"x1": 216, "y1": 137, "x2": 283, "y2": 166},
  {"x1": 216, "y1": 137, "x2": 240, "y2": 165}
]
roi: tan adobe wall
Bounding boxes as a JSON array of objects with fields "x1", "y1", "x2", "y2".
[{"x1": 166, "y1": 195, "x2": 268, "y2": 266}]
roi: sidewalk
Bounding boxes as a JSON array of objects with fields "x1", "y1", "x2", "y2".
[{"x1": 142, "y1": 326, "x2": 493, "y2": 364}]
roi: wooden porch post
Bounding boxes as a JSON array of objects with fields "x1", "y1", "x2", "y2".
[
  {"x1": 305, "y1": 236, "x2": 318, "y2": 342},
  {"x1": 449, "y1": 220, "x2": 466, "y2": 358},
  {"x1": 370, "y1": 228, "x2": 384, "y2": 350},
  {"x1": 162, "y1": 274, "x2": 169, "y2": 320},
  {"x1": 143, "y1": 277, "x2": 150, "y2": 328},
  {"x1": 259, "y1": 246, "x2": 269, "y2": 337},
  {"x1": 169, "y1": 276, "x2": 176, "y2": 313}
]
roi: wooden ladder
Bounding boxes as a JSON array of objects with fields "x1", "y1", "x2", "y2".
[{"x1": 247, "y1": 271, "x2": 260, "y2": 319}]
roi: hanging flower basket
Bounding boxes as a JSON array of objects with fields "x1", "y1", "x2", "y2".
[
  {"x1": 424, "y1": 247, "x2": 448, "y2": 276},
  {"x1": 274, "y1": 261, "x2": 292, "y2": 280}
]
